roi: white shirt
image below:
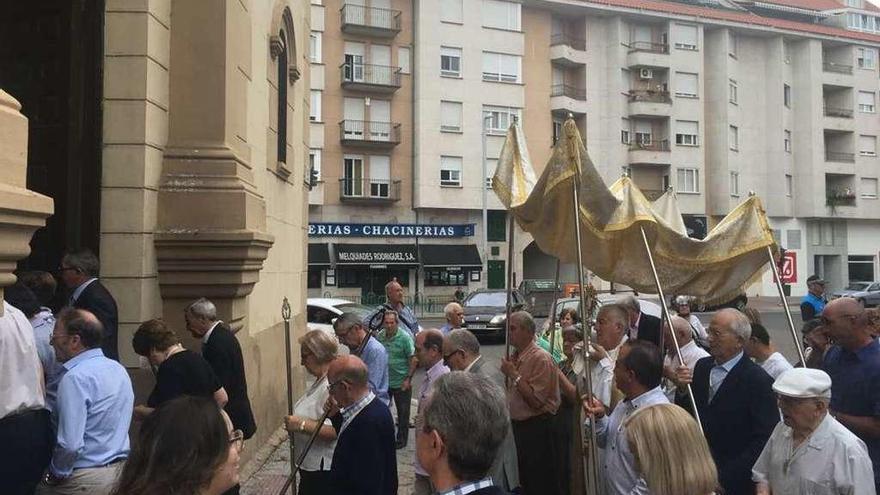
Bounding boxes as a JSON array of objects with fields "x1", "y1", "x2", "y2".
[
  {"x1": 292, "y1": 375, "x2": 336, "y2": 471},
  {"x1": 753, "y1": 414, "x2": 876, "y2": 495},
  {"x1": 464, "y1": 355, "x2": 482, "y2": 372},
  {"x1": 202, "y1": 320, "x2": 222, "y2": 344},
  {"x1": 662, "y1": 340, "x2": 710, "y2": 401},
  {"x1": 584, "y1": 337, "x2": 626, "y2": 407},
  {"x1": 0, "y1": 302, "x2": 46, "y2": 418},
  {"x1": 759, "y1": 351, "x2": 794, "y2": 380}
]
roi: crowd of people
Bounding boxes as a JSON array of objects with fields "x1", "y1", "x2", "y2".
[{"x1": 2, "y1": 249, "x2": 254, "y2": 495}]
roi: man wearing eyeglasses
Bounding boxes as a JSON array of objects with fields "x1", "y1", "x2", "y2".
[
  {"x1": 822, "y1": 297, "x2": 880, "y2": 493},
  {"x1": 324, "y1": 355, "x2": 397, "y2": 495},
  {"x1": 413, "y1": 329, "x2": 450, "y2": 495},
  {"x1": 58, "y1": 249, "x2": 119, "y2": 361}
]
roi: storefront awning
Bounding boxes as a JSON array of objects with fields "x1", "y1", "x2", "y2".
[
  {"x1": 419, "y1": 244, "x2": 482, "y2": 269},
  {"x1": 308, "y1": 243, "x2": 331, "y2": 267},
  {"x1": 334, "y1": 243, "x2": 419, "y2": 267}
]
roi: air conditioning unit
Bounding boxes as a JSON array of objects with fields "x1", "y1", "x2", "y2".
[{"x1": 639, "y1": 68, "x2": 654, "y2": 80}]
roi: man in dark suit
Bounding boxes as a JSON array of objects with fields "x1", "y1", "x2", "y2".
[
  {"x1": 621, "y1": 295, "x2": 661, "y2": 347},
  {"x1": 59, "y1": 248, "x2": 119, "y2": 361},
  {"x1": 443, "y1": 329, "x2": 519, "y2": 492},
  {"x1": 675, "y1": 308, "x2": 778, "y2": 495},
  {"x1": 185, "y1": 298, "x2": 256, "y2": 439},
  {"x1": 326, "y1": 355, "x2": 397, "y2": 495},
  {"x1": 417, "y1": 371, "x2": 513, "y2": 495}
]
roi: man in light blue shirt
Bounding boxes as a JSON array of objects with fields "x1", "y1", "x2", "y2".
[
  {"x1": 583, "y1": 340, "x2": 669, "y2": 495},
  {"x1": 438, "y1": 302, "x2": 464, "y2": 336},
  {"x1": 364, "y1": 280, "x2": 420, "y2": 336},
  {"x1": 335, "y1": 312, "x2": 390, "y2": 406},
  {"x1": 37, "y1": 309, "x2": 133, "y2": 495}
]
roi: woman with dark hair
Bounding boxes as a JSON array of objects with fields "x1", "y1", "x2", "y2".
[
  {"x1": 132, "y1": 319, "x2": 228, "y2": 420},
  {"x1": 111, "y1": 396, "x2": 242, "y2": 495}
]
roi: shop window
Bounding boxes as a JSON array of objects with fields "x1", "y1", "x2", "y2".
[
  {"x1": 425, "y1": 269, "x2": 468, "y2": 286},
  {"x1": 338, "y1": 268, "x2": 361, "y2": 288},
  {"x1": 307, "y1": 268, "x2": 322, "y2": 288},
  {"x1": 487, "y1": 210, "x2": 507, "y2": 241},
  {"x1": 848, "y1": 255, "x2": 875, "y2": 282}
]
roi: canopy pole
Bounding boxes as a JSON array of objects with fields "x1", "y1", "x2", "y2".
[
  {"x1": 767, "y1": 245, "x2": 807, "y2": 365},
  {"x1": 281, "y1": 298, "x2": 296, "y2": 495},
  {"x1": 566, "y1": 119, "x2": 602, "y2": 492},
  {"x1": 504, "y1": 214, "x2": 516, "y2": 362},
  {"x1": 638, "y1": 226, "x2": 703, "y2": 432},
  {"x1": 548, "y1": 258, "x2": 562, "y2": 354}
]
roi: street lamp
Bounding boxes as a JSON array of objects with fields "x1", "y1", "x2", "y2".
[{"x1": 482, "y1": 113, "x2": 493, "y2": 288}]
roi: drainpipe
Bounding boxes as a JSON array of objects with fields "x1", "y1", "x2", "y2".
[{"x1": 411, "y1": 0, "x2": 420, "y2": 304}]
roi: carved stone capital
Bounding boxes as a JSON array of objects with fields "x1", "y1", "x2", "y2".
[
  {"x1": 288, "y1": 65, "x2": 301, "y2": 83},
  {"x1": 269, "y1": 35, "x2": 284, "y2": 60}
]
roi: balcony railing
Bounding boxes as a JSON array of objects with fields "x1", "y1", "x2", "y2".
[
  {"x1": 627, "y1": 41, "x2": 669, "y2": 54},
  {"x1": 824, "y1": 106, "x2": 854, "y2": 118},
  {"x1": 629, "y1": 89, "x2": 672, "y2": 103},
  {"x1": 823, "y1": 61, "x2": 853, "y2": 74},
  {"x1": 339, "y1": 120, "x2": 401, "y2": 145},
  {"x1": 339, "y1": 178, "x2": 401, "y2": 202},
  {"x1": 825, "y1": 151, "x2": 856, "y2": 162},
  {"x1": 629, "y1": 139, "x2": 670, "y2": 151},
  {"x1": 551, "y1": 84, "x2": 587, "y2": 101},
  {"x1": 341, "y1": 4, "x2": 402, "y2": 34},
  {"x1": 826, "y1": 190, "x2": 856, "y2": 207},
  {"x1": 340, "y1": 63, "x2": 402, "y2": 89},
  {"x1": 550, "y1": 33, "x2": 586, "y2": 51}
]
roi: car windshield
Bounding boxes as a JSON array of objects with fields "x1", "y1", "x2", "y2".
[
  {"x1": 465, "y1": 292, "x2": 507, "y2": 307},
  {"x1": 845, "y1": 282, "x2": 871, "y2": 291},
  {"x1": 335, "y1": 303, "x2": 374, "y2": 318}
]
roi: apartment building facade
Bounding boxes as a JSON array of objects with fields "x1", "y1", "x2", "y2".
[{"x1": 309, "y1": 0, "x2": 880, "y2": 302}]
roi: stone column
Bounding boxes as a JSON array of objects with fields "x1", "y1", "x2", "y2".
[
  {"x1": 0, "y1": 90, "x2": 54, "y2": 314},
  {"x1": 155, "y1": 0, "x2": 273, "y2": 337}
]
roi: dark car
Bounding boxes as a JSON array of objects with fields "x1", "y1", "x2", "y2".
[{"x1": 462, "y1": 289, "x2": 526, "y2": 340}]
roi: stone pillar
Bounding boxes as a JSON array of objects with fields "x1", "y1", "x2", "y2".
[
  {"x1": 0, "y1": 90, "x2": 54, "y2": 314},
  {"x1": 155, "y1": 0, "x2": 273, "y2": 337}
]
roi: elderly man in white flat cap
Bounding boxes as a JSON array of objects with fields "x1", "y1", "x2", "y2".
[{"x1": 753, "y1": 368, "x2": 876, "y2": 495}]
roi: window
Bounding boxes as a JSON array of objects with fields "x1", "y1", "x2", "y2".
[
  {"x1": 441, "y1": 0, "x2": 463, "y2": 23},
  {"x1": 343, "y1": 155, "x2": 364, "y2": 196},
  {"x1": 483, "y1": 105, "x2": 520, "y2": 134},
  {"x1": 859, "y1": 91, "x2": 876, "y2": 113},
  {"x1": 677, "y1": 168, "x2": 700, "y2": 193},
  {"x1": 369, "y1": 156, "x2": 391, "y2": 197},
  {"x1": 675, "y1": 120, "x2": 699, "y2": 146},
  {"x1": 441, "y1": 46, "x2": 462, "y2": 77},
  {"x1": 784, "y1": 130, "x2": 792, "y2": 153},
  {"x1": 730, "y1": 171, "x2": 740, "y2": 197},
  {"x1": 729, "y1": 32, "x2": 737, "y2": 58},
  {"x1": 487, "y1": 210, "x2": 507, "y2": 241},
  {"x1": 847, "y1": 0, "x2": 863, "y2": 8},
  {"x1": 859, "y1": 135, "x2": 877, "y2": 156},
  {"x1": 309, "y1": 32, "x2": 322, "y2": 63},
  {"x1": 440, "y1": 156, "x2": 462, "y2": 186},
  {"x1": 553, "y1": 121, "x2": 563, "y2": 145},
  {"x1": 441, "y1": 101, "x2": 463, "y2": 132},
  {"x1": 634, "y1": 120, "x2": 652, "y2": 145},
  {"x1": 848, "y1": 255, "x2": 875, "y2": 283},
  {"x1": 621, "y1": 118, "x2": 631, "y2": 144},
  {"x1": 277, "y1": 30, "x2": 290, "y2": 167},
  {"x1": 486, "y1": 158, "x2": 498, "y2": 188},
  {"x1": 674, "y1": 72, "x2": 698, "y2": 98},
  {"x1": 674, "y1": 23, "x2": 698, "y2": 50},
  {"x1": 310, "y1": 90, "x2": 322, "y2": 121},
  {"x1": 729, "y1": 79, "x2": 738, "y2": 104},
  {"x1": 309, "y1": 148, "x2": 322, "y2": 180},
  {"x1": 862, "y1": 177, "x2": 879, "y2": 198},
  {"x1": 482, "y1": 52, "x2": 521, "y2": 83},
  {"x1": 398, "y1": 47, "x2": 411, "y2": 74},
  {"x1": 784, "y1": 84, "x2": 791, "y2": 108},
  {"x1": 729, "y1": 125, "x2": 739, "y2": 151},
  {"x1": 858, "y1": 47, "x2": 877, "y2": 69},
  {"x1": 482, "y1": 0, "x2": 521, "y2": 31},
  {"x1": 785, "y1": 174, "x2": 793, "y2": 196},
  {"x1": 783, "y1": 40, "x2": 791, "y2": 64},
  {"x1": 425, "y1": 269, "x2": 468, "y2": 286}
]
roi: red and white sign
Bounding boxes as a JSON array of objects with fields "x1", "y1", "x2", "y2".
[{"x1": 780, "y1": 251, "x2": 797, "y2": 284}]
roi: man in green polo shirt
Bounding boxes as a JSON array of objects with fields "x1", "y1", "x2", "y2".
[{"x1": 378, "y1": 310, "x2": 416, "y2": 449}]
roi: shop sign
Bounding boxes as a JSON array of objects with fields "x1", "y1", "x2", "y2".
[
  {"x1": 336, "y1": 250, "x2": 417, "y2": 264},
  {"x1": 309, "y1": 223, "x2": 475, "y2": 238}
]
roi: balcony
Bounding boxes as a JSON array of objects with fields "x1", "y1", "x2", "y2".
[
  {"x1": 339, "y1": 120, "x2": 401, "y2": 148},
  {"x1": 826, "y1": 190, "x2": 856, "y2": 207},
  {"x1": 626, "y1": 41, "x2": 669, "y2": 69},
  {"x1": 550, "y1": 33, "x2": 587, "y2": 66},
  {"x1": 628, "y1": 139, "x2": 671, "y2": 165},
  {"x1": 550, "y1": 84, "x2": 587, "y2": 115},
  {"x1": 823, "y1": 61, "x2": 853, "y2": 74},
  {"x1": 340, "y1": 63, "x2": 401, "y2": 93},
  {"x1": 340, "y1": 4, "x2": 401, "y2": 38},
  {"x1": 628, "y1": 90, "x2": 671, "y2": 117},
  {"x1": 824, "y1": 106, "x2": 854, "y2": 118},
  {"x1": 826, "y1": 151, "x2": 855, "y2": 163},
  {"x1": 339, "y1": 178, "x2": 401, "y2": 203}
]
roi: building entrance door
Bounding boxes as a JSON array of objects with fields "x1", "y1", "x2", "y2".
[
  {"x1": 360, "y1": 269, "x2": 409, "y2": 304},
  {"x1": 487, "y1": 260, "x2": 505, "y2": 289}
]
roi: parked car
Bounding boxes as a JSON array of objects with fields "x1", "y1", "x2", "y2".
[
  {"x1": 306, "y1": 298, "x2": 375, "y2": 335},
  {"x1": 667, "y1": 293, "x2": 748, "y2": 312},
  {"x1": 462, "y1": 289, "x2": 527, "y2": 341},
  {"x1": 832, "y1": 281, "x2": 880, "y2": 307},
  {"x1": 542, "y1": 294, "x2": 662, "y2": 333}
]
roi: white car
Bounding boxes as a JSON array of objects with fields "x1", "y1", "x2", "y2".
[{"x1": 306, "y1": 298, "x2": 375, "y2": 335}]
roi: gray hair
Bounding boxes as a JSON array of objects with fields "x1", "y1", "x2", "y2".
[
  {"x1": 620, "y1": 295, "x2": 641, "y2": 314},
  {"x1": 185, "y1": 297, "x2": 217, "y2": 321},
  {"x1": 421, "y1": 372, "x2": 509, "y2": 481},
  {"x1": 383, "y1": 310, "x2": 399, "y2": 323},
  {"x1": 718, "y1": 308, "x2": 752, "y2": 341},
  {"x1": 446, "y1": 329, "x2": 480, "y2": 355},
  {"x1": 299, "y1": 329, "x2": 339, "y2": 364},
  {"x1": 62, "y1": 248, "x2": 100, "y2": 277},
  {"x1": 444, "y1": 302, "x2": 463, "y2": 320},
  {"x1": 333, "y1": 312, "x2": 364, "y2": 332},
  {"x1": 509, "y1": 310, "x2": 536, "y2": 334},
  {"x1": 598, "y1": 303, "x2": 629, "y2": 329},
  {"x1": 668, "y1": 315, "x2": 694, "y2": 343}
]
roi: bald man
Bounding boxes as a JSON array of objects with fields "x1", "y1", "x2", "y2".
[
  {"x1": 822, "y1": 297, "x2": 880, "y2": 492},
  {"x1": 325, "y1": 355, "x2": 397, "y2": 495},
  {"x1": 364, "y1": 280, "x2": 420, "y2": 336},
  {"x1": 662, "y1": 315, "x2": 708, "y2": 401}
]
